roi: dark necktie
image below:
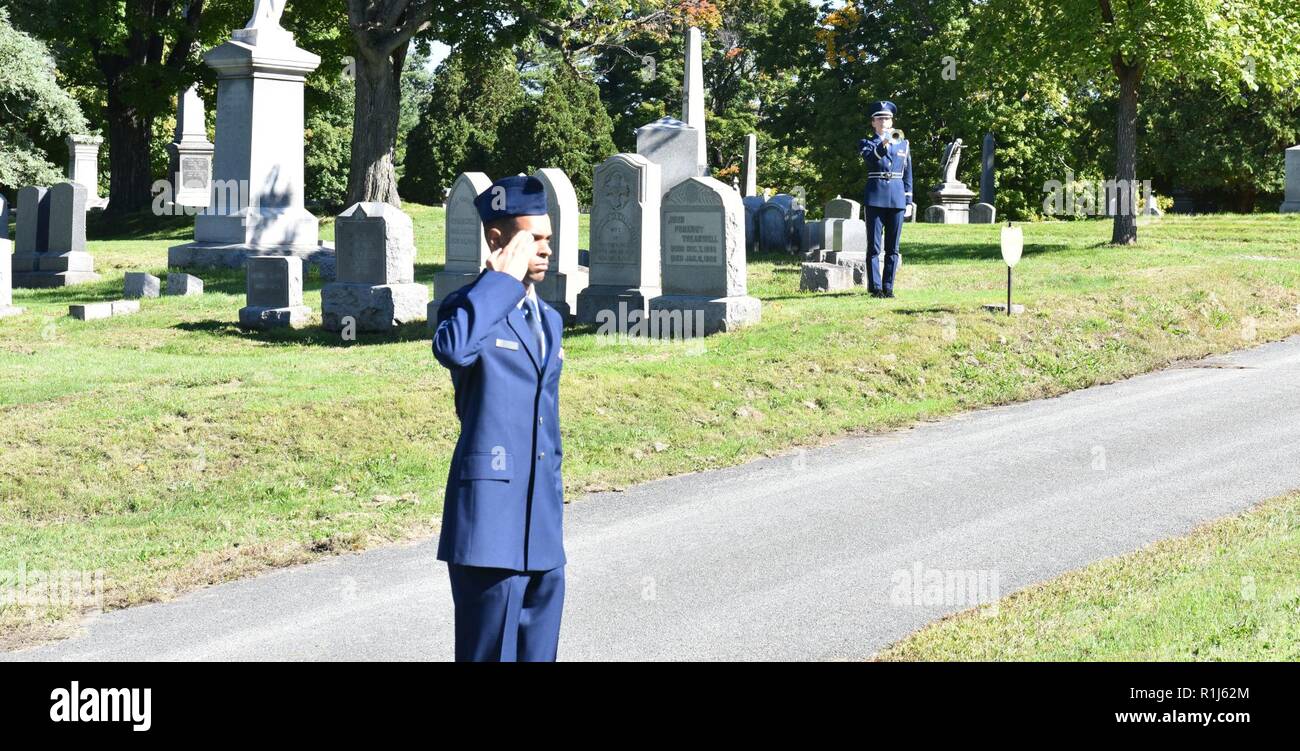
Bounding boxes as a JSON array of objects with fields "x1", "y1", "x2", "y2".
[{"x1": 524, "y1": 295, "x2": 546, "y2": 362}]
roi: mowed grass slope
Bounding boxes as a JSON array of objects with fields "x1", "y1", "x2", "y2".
[
  {"x1": 877, "y1": 491, "x2": 1300, "y2": 661},
  {"x1": 1, "y1": 208, "x2": 1298, "y2": 646}
]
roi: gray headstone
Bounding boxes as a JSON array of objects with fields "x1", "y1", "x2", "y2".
[
  {"x1": 534, "y1": 168, "x2": 579, "y2": 276},
  {"x1": 575, "y1": 154, "x2": 663, "y2": 326},
  {"x1": 124, "y1": 272, "x2": 162, "y2": 298},
  {"x1": 0, "y1": 238, "x2": 18, "y2": 314},
  {"x1": 824, "y1": 196, "x2": 861, "y2": 220},
  {"x1": 16, "y1": 187, "x2": 51, "y2": 255},
  {"x1": 681, "y1": 27, "x2": 707, "y2": 165},
  {"x1": 335, "y1": 202, "x2": 415, "y2": 285},
  {"x1": 832, "y1": 219, "x2": 868, "y2": 254},
  {"x1": 970, "y1": 202, "x2": 997, "y2": 224},
  {"x1": 661, "y1": 177, "x2": 745, "y2": 297},
  {"x1": 650, "y1": 176, "x2": 760, "y2": 335},
  {"x1": 635, "y1": 116, "x2": 704, "y2": 198},
  {"x1": 742, "y1": 196, "x2": 764, "y2": 253},
  {"x1": 0, "y1": 193, "x2": 8, "y2": 241},
  {"x1": 167, "y1": 273, "x2": 205, "y2": 296},
  {"x1": 246, "y1": 256, "x2": 302, "y2": 309},
  {"x1": 1282, "y1": 145, "x2": 1300, "y2": 213},
  {"x1": 443, "y1": 173, "x2": 492, "y2": 272},
  {"x1": 587, "y1": 154, "x2": 660, "y2": 289},
  {"x1": 757, "y1": 203, "x2": 792, "y2": 253},
  {"x1": 47, "y1": 182, "x2": 88, "y2": 254}
]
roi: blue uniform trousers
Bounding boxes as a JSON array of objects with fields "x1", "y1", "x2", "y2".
[
  {"x1": 447, "y1": 563, "x2": 565, "y2": 661},
  {"x1": 865, "y1": 205, "x2": 905, "y2": 293}
]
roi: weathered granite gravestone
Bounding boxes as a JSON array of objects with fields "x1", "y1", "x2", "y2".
[
  {"x1": 636, "y1": 117, "x2": 704, "y2": 199},
  {"x1": 970, "y1": 202, "x2": 996, "y2": 223},
  {"x1": 238, "y1": 255, "x2": 310, "y2": 329},
  {"x1": 124, "y1": 272, "x2": 162, "y2": 298},
  {"x1": 925, "y1": 139, "x2": 976, "y2": 223},
  {"x1": 825, "y1": 196, "x2": 861, "y2": 220},
  {"x1": 1281, "y1": 145, "x2": 1300, "y2": 213},
  {"x1": 16, "y1": 183, "x2": 101, "y2": 287},
  {"x1": 432, "y1": 172, "x2": 492, "y2": 308},
  {"x1": 799, "y1": 262, "x2": 853, "y2": 292},
  {"x1": 66, "y1": 135, "x2": 108, "y2": 210},
  {"x1": 12, "y1": 187, "x2": 50, "y2": 275},
  {"x1": 323, "y1": 202, "x2": 428, "y2": 332},
  {"x1": 832, "y1": 219, "x2": 868, "y2": 254},
  {"x1": 649, "y1": 176, "x2": 760, "y2": 335},
  {"x1": 533, "y1": 168, "x2": 588, "y2": 322},
  {"x1": 757, "y1": 201, "x2": 793, "y2": 253},
  {"x1": 167, "y1": 273, "x2": 205, "y2": 296},
  {"x1": 742, "y1": 195, "x2": 764, "y2": 253},
  {"x1": 169, "y1": 86, "x2": 215, "y2": 208},
  {"x1": 743, "y1": 134, "x2": 758, "y2": 197},
  {"x1": 0, "y1": 235, "x2": 22, "y2": 318},
  {"x1": 576, "y1": 154, "x2": 662, "y2": 326},
  {"x1": 169, "y1": 0, "x2": 330, "y2": 273}
]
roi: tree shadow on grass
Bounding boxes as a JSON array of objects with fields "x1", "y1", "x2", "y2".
[
  {"x1": 174, "y1": 317, "x2": 434, "y2": 347},
  {"x1": 902, "y1": 240, "x2": 1068, "y2": 265}
]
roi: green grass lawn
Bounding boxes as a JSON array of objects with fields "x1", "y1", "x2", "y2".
[
  {"x1": 876, "y1": 491, "x2": 1300, "y2": 661},
  {"x1": 2, "y1": 207, "x2": 1299, "y2": 648}
]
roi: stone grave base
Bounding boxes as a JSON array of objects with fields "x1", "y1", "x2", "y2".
[
  {"x1": 648, "y1": 294, "x2": 761, "y2": 336},
  {"x1": 70, "y1": 300, "x2": 139, "y2": 320},
  {"x1": 322, "y1": 282, "x2": 429, "y2": 332},
  {"x1": 576, "y1": 284, "x2": 660, "y2": 328},
  {"x1": 432, "y1": 269, "x2": 481, "y2": 307},
  {"x1": 800, "y1": 262, "x2": 855, "y2": 292},
  {"x1": 1281, "y1": 201, "x2": 1300, "y2": 214},
  {"x1": 14, "y1": 270, "x2": 101, "y2": 288},
  {"x1": 169, "y1": 242, "x2": 337, "y2": 280},
  {"x1": 924, "y1": 201, "x2": 973, "y2": 224},
  {"x1": 0, "y1": 305, "x2": 24, "y2": 319},
  {"x1": 536, "y1": 267, "x2": 589, "y2": 324},
  {"x1": 239, "y1": 304, "x2": 312, "y2": 330}
]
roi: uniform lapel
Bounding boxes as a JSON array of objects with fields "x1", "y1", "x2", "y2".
[
  {"x1": 539, "y1": 301, "x2": 562, "y2": 372},
  {"x1": 506, "y1": 307, "x2": 542, "y2": 374}
]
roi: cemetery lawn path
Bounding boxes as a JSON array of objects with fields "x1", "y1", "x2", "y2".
[
  {"x1": 6, "y1": 333, "x2": 1300, "y2": 660},
  {"x1": 2, "y1": 209, "x2": 1299, "y2": 651}
]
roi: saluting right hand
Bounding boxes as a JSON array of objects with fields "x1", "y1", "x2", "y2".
[{"x1": 485, "y1": 229, "x2": 535, "y2": 282}]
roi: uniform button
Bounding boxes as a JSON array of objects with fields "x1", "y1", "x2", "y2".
[
  {"x1": 538, "y1": 417, "x2": 544, "y2": 425},
  {"x1": 537, "y1": 452, "x2": 545, "y2": 460}
]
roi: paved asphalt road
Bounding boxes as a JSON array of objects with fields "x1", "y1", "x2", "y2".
[{"x1": 8, "y1": 336, "x2": 1300, "y2": 661}]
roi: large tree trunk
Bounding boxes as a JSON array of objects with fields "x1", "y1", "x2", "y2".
[
  {"x1": 347, "y1": 44, "x2": 407, "y2": 206},
  {"x1": 1111, "y1": 60, "x2": 1141, "y2": 245},
  {"x1": 104, "y1": 91, "x2": 156, "y2": 216}
]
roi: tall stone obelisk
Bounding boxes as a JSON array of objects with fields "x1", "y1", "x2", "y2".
[
  {"x1": 682, "y1": 26, "x2": 707, "y2": 174},
  {"x1": 169, "y1": 0, "x2": 328, "y2": 271},
  {"x1": 635, "y1": 26, "x2": 708, "y2": 198}
]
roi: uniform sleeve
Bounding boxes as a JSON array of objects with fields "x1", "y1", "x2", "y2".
[
  {"x1": 432, "y1": 270, "x2": 527, "y2": 369},
  {"x1": 859, "y1": 137, "x2": 889, "y2": 170},
  {"x1": 903, "y1": 141, "x2": 913, "y2": 199}
]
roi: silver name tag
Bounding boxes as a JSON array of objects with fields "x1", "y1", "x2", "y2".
[{"x1": 495, "y1": 338, "x2": 520, "y2": 350}]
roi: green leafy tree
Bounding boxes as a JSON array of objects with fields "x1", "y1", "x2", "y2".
[
  {"x1": 976, "y1": 0, "x2": 1300, "y2": 242},
  {"x1": 497, "y1": 63, "x2": 617, "y2": 204},
  {"x1": 398, "y1": 52, "x2": 525, "y2": 204},
  {"x1": 0, "y1": 6, "x2": 88, "y2": 193}
]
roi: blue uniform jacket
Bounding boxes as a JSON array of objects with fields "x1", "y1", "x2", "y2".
[
  {"x1": 858, "y1": 135, "x2": 914, "y2": 209},
  {"x1": 432, "y1": 269, "x2": 566, "y2": 572}
]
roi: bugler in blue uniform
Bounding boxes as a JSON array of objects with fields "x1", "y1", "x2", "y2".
[
  {"x1": 858, "y1": 100, "x2": 913, "y2": 297},
  {"x1": 432, "y1": 175, "x2": 567, "y2": 661}
]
